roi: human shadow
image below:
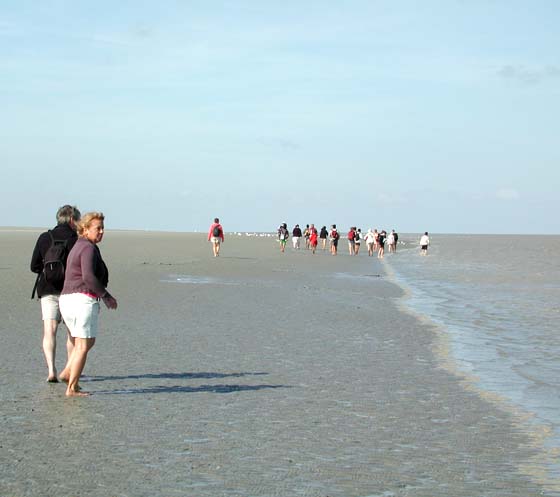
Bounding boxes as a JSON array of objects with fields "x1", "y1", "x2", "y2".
[
  {"x1": 93, "y1": 383, "x2": 289, "y2": 395},
  {"x1": 83, "y1": 371, "x2": 268, "y2": 382},
  {"x1": 219, "y1": 256, "x2": 258, "y2": 261}
]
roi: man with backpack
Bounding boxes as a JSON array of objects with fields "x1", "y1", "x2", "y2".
[
  {"x1": 330, "y1": 224, "x2": 339, "y2": 255},
  {"x1": 208, "y1": 217, "x2": 224, "y2": 257},
  {"x1": 30, "y1": 204, "x2": 81, "y2": 382}
]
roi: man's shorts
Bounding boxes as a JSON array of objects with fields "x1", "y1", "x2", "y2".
[
  {"x1": 210, "y1": 237, "x2": 221, "y2": 244},
  {"x1": 41, "y1": 294, "x2": 61, "y2": 321},
  {"x1": 59, "y1": 293, "x2": 100, "y2": 339}
]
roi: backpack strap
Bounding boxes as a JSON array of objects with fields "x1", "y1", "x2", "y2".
[{"x1": 31, "y1": 273, "x2": 40, "y2": 299}]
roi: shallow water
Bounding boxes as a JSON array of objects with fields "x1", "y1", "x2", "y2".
[{"x1": 385, "y1": 234, "x2": 560, "y2": 480}]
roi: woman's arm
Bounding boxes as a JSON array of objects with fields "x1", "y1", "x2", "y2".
[{"x1": 80, "y1": 244, "x2": 108, "y2": 297}]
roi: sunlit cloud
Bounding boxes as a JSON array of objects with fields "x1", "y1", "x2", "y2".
[
  {"x1": 497, "y1": 65, "x2": 560, "y2": 85},
  {"x1": 496, "y1": 188, "x2": 520, "y2": 200},
  {"x1": 257, "y1": 137, "x2": 301, "y2": 151}
]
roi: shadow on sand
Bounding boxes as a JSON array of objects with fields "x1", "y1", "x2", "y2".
[
  {"x1": 93, "y1": 383, "x2": 288, "y2": 395},
  {"x1": 81, "y1": 371, "x2": 289, "y2": 395},
  {"x1": 84, "y1": 371, "x2": 268, "y2": 382}
]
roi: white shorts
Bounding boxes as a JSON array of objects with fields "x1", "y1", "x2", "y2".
[
  {"x1": 210, "y1": 237, "x2": 221, "y2": 244},
  {"x1": 59, "y1": 293, "x2": 100, "y2": 339},
  {"x1": 41, "y1": 294, "x2": 61, "y2": 321}
]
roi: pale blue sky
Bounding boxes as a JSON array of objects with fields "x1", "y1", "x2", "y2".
[{"x1": 1, "y1": 1, "x2": 558, "y2": 233}]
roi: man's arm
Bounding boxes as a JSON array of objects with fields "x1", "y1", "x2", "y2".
[{"x1": 30, "y1": 233, "x2": 47, "y2": 273}]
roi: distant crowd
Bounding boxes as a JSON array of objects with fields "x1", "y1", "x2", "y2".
[
  {"x1": 275, "y1": 223, "x2": 401, "y2": 259},
  {"x1": 206, "y1": 218, "x2": 430, "y2": 259}
]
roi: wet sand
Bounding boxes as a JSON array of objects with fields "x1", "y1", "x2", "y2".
[{"x1": 0, "y1": 229, "x2": 552, "y2": 496}]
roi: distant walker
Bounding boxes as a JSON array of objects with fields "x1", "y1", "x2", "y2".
[{"x1": 208, "y1": 218, "x2": 224, "y2": 257}]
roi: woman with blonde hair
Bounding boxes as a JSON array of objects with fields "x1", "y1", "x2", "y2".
[{"x1": 59, "y1": 212, "x2": 117, "y2": 396}]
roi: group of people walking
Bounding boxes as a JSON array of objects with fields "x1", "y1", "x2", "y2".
[
  {"x1": 208, "y1": 219, "x2": 427, "y2": 260},
  {"x1": 31, "y1": 210, "x2": 428, "y2": 396},
  {"x1": 31, "y1": 205, "x2": 117, "y2": 397},
  {"x1": 278, "y1": 223, "x2": 322, "y2": 254},
  {"x1": 278, "y1": 223, "x2": 399, "y2": 259}
]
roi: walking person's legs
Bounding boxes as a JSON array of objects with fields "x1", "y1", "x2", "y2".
[
  {"x1": 42, "y1": 319, "x2": 59, "y2": 382},
  {"x1": 66, "y1": 337, "x2": 96, "y2": 397}
]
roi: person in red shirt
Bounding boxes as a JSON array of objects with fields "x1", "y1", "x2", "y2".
[
  {"x1": 309, "y1": 224, "x2": 318, "y2": 254},
  {"x1": 208, "y1": 218, "x2": 224, "y2": 257},
  {"x1": 347, "y1": 227, "x2": 356, "y2": 255}
]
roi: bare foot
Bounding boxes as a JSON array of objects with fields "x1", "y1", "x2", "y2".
[
  {"x1": 47, "y1": 376, "x2": 59, "y2": 383},
  {"x1": 63, "y1": 383, "x2": 82, "y2": 391},
  {"x1": 59, "y1": 370, "x2": 71, "y2": 383},
  {"x1": 66, "y1": 389, "x2": 90, "y2": 397}
]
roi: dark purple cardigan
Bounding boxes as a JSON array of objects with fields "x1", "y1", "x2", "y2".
[{"x1": 61, "y1": 237, "x2": 110, "y2": 298}]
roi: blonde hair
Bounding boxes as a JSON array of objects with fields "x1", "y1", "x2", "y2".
[{"x1": 77, "y1": 212, "x2": 105, "y2": 236}]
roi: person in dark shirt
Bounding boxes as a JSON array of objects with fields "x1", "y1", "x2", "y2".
[
  {"x1": 319, "y1": 226, "x2": 328, "y2": 250},
  {"x1": 30, "y1": 205, "x2": 80, "y2": 383},
  {"x1": 304, "y1": 224, "x2": 311, "y2": 249},
  {"x1": 378, "y1": 230, "x2": 387, "y2": 259},
  {"x1": 278, "y1": 223, "x2": 289, "y2": 253},
  {"x1": 292, "y1": 224, "x2": 302, "y2": 249}
]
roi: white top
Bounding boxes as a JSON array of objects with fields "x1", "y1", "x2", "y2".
[{"x1": 364, "y1": 231, "x2": 375, "y2": 243}]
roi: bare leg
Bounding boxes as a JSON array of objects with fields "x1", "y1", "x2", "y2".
[
  {"x1": 66, "y1": 337, "x2": 95, "y2": 397},
  {"x1": 212, "y1": 241, "x2": 219, "y2": 257},
  {"x1": 59, "y1": 330, "x2": 75, "y2": 383},
  {"x1": 42, "y1": 319, "x2": 59, "y2": 382}
]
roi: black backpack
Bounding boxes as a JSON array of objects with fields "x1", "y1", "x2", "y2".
[
  {"x1": 212, "y1": 226, "x2": 221, "y2": 237},
  {"x1": 43, "y1": 231, "x2": 70, "y2": 286}
]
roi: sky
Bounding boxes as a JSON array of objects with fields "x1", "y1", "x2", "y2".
[{"x1": 1, "y1": 1, "x2": 559, "y2": 234}]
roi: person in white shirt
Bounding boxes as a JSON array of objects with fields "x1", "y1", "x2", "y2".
[
  {"x1": 387, "y1": 231, "x2": 395, "y2": 253},
  {"x1": 420, "y1": 232, "x2": 430, "y2": 255},
  {"x1": 364, "y1": 229, "x2": 376, "y2": 256}
]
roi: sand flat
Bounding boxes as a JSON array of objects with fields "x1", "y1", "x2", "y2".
[{"x1": 0, "y1": 230, "x2": 551, "y2": 496}]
